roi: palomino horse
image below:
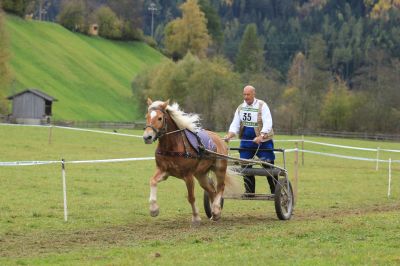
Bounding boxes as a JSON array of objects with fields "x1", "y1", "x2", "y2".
[{"x1": 143, "y1": 98, "x2": 231, "y2": 225}]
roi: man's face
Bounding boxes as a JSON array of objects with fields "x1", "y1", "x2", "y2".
[{"x1": 243, "y1": 87, "x2": 255, "y2": 105}]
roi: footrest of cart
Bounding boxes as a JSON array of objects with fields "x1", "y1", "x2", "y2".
[
  {"x1": 230, "y1": 167, "x2": 284, "y2": 177},
  {"x1": 224, "y1": 193, "x2": 275, "y2": 201}
]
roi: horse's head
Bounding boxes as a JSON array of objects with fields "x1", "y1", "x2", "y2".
[{"x1": 143, "y1": 98, "x2": 170, "y2": 144}]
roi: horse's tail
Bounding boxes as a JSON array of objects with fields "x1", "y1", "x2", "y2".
[
  {"x1": 208, "y1": 131, "x2": 243, "y2": 195},
  {"x1": 224, "y1": 167, "x2": 243, "y2": 197}
]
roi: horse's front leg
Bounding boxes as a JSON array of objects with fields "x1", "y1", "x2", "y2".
[
  {"x1": 149, "y1": 169, "x2": 168, "y2": 217},
  {"x1": 211, "y1": 164, "x2": 227, "y2": 221},
  {"x1": 184, "y1": 175, "x2": 201, "y2": 226}
]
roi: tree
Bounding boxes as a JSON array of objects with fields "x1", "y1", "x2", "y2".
[
  {"x1": 107, "y1": 0, "x2": 144, "y2": 40},
  {"x1": 92, "y1": 6, "x2": 122, "y2": 39},
  {"x1": 164, "y1": 0, "x2": 211, "y2": 59},
  {"x1": 132, "y1": 54, "x2": 241, "y2": 130},
  {"x1": 279, "y1": 52, "x2": 306, "y2": 132},
  {"x1": 2, "y1": 0, "x2": 34, "y2": 17},
  {"x1": 184, "y1": 55, "x2": 241, "y2": 130},
  {"x1": 307, "y1": 34, "x2": 330, "y2": 94},
  {"x1": 287, "y1": 51, "x2": 306, "y2": 87},
  {"x1": 222, "y1": 18, "x2": 240, "y2": 61},
  {"x1": 320, "y1": 78, "x2": 353, "y2": 131},
  {"x1": 352, "y1": 49, "x2": 400, "y2": 132},
  {"x1": 199, "y1": 0, "x2": 223, "y2": 52},
  {"x1": 369, "y1": 0, "x2": 400, "y2": 19},
  {"x1": 235, "y1": 23, "x2": 265, "y2": 73},
  {"x1": 282, "y1": 34, "x2": 331, "y2": 131},
  {"x1": 331, "y1": 13, "x2": 364, "y2": 80},
  {"x1": 57, "y1": 0, "x2": 86, "y2": 32},
  {"x1": 0, "y1": 7, "x2": 11, "y2": 114}
]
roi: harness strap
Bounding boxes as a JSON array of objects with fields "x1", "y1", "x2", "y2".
[
  {"x1": 156, "y1": 149, "x2": 199, "y2": 159},
  {"x1": 181, "y1": 131, "x2": 192, "y2": 158},
  {"x1": 192, "y1": 130, "x2": 206, "y2": 153}
]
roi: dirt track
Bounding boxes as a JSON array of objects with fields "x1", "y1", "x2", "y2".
[{"x1": 2, "y1": 201, "x2": 399, "y2": 258}]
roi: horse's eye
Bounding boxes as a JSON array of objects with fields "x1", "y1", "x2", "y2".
[{"x1": 158, "y1": 117, "x2": 162, "y2": 121}]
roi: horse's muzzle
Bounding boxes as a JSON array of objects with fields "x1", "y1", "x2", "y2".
[{"x1": 143, "y1": 133, "x2": 154, "y2": 144}]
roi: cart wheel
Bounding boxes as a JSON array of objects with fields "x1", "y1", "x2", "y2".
[
  {"x1": 203, "y1": 179, "x2": 224, "y2": 219},
  {"x1": 274, "y1": 178, "x2": 293, "y2": 220}
]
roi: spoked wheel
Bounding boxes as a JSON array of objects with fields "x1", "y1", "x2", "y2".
[
  {"x1": 274, "y1": 178, "x2": 294, "y2": 220},
  {"x1": 203, "y1": 178, "x2": 224, "y2": 219}
]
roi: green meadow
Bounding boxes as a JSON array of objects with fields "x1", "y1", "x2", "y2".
[
  {"x1": 1, "y1": 125, "x2": 400, "y2": 265},
  {"x1": 6, "y1": 15, "x2": 165, "y2": 122}
]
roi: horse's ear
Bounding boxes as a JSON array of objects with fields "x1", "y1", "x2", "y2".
[
  {"x1": 147, "y1": 98, "x2": 153, "y2": 106},
  {"x1": 161, "y1": 99, "x2": 170, "y2": 110}
]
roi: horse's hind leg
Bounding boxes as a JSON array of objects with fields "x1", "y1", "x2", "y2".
[
  {"x1": 149, "y1": 169, "x2": 168, "y2": 217},
  {"x1": 184, "y1": 175, "x2": 201, "y2": 226},
  {"x1": 197, "y1": 173, "x2": 217, "y2": 217}
]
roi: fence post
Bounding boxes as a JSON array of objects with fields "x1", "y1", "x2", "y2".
[
  {"x1": 61, "y1": 159, "x2": 68, "y2": 222},
  {"x1": 48, "y1": 125, "x2": 53, "y2": 144},
  {"x1": 387, "y1": 158, "x2": 392, "y2": 198},
  {"x1": 301, "y1": 135, "x2": 305, "y2": 166},
  {"x1": 294, "y1": 142, "x2": 299, "y2": 202},
  {"x1": 376, "y1": 147, "x2": 380, "y2": 171}
]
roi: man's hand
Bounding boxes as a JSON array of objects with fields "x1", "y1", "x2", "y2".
[
  {"x1": 253, "y1": 135, "x2": 263, "y2": 144},
  {"x1": 253, "y1": 133, "x2": 265, "y2": 144},
  {"x1": 224, "y1": 132, "x2": 235, "y2": 143}
]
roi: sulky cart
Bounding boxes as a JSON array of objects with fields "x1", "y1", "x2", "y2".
[{"x1": 203, "y1": 147, "x2": 294, "y2": 220}]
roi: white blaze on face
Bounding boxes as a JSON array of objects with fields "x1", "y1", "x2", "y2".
[{"x1": 150, "y1": 110, "x2": 157, "y2": 119}]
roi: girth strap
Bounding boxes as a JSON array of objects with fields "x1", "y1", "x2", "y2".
[{"x1": 156, "y1": 149, "x2": 199, "y2": 158}]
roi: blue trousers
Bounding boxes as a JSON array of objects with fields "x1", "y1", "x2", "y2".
[
  {"x1": 239, "y1": 127, "x2": 275, "y2": 193},
  {"x1": 239, "y1": 126, "x2": 275, "y2": 161},
  {"x1": 239, "y1": 139, "x2": 275, "y2": 161}
]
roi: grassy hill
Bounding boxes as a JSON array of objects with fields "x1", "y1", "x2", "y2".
[{"x1": 6, "y1": 15, "x2": 165, "y2": 122}]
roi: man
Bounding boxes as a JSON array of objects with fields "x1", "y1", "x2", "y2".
[{"x1": 224, "y1": 85, "x2": 275, "y2": 194}]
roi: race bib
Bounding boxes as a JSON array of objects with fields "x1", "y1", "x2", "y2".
[{"x1": 239, "y1": 106, "x2": 258, "y2": 127}]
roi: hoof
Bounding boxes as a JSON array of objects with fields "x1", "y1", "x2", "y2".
[
  {"x1": 150, "y1": 208, "x2": 159, "y2": 217},
  {"x1": 211, "y1": 205, "x2": 221, "y2": 221},
  {"x1": 210, "y1": 213, "x2": 221, "y2": 221},
  {"x1": 191, "y1": 218, "x2": 201, "y2": 227}
]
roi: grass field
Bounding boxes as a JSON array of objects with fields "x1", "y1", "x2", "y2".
[
  {"x1": 6, "y1": 15, "x2": 165, "y2": 121},
  {"x1": 1, "y1": 125, "x2": 400, "y2": 265}
]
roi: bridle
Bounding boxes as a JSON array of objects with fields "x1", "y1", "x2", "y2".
[
  {"x1": 144, "y1": 107, "x2": 200, "y2": 158},
  {"x1": 144, "y1": 108, "x2": 182, "y2": 141}
]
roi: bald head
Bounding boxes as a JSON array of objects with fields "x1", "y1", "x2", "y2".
[{"x1": 243, "y1": 85, "x2": 256, "y2": 105}]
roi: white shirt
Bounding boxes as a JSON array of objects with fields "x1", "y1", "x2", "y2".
[{"x1": 228, "y1": 98, "x2": 273, "y2": 135}]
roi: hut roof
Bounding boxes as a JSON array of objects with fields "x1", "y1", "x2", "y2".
[{"x1": 7, "y1": 89, "x2": 58, "y2": 101}]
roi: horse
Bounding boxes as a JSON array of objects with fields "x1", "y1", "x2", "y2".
[{"x1": 143, "y1": 98, "x2": 231, "y2": 225}]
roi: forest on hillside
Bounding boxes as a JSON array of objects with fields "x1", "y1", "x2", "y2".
[{"x1": 1, "y1": 0, "x2": 399, "y2": 133}]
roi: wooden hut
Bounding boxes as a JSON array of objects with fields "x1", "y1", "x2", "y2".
[
  {"x1": 7, "y1": 89, "x2": 57, "y2": 124},
  {"x1": 88, "y1": 23, "x2": 99, "y2": 36}
]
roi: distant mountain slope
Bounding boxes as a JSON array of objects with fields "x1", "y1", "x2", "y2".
[{"x1": 6, "y1": 15, "x2": 165, "y2": 122}]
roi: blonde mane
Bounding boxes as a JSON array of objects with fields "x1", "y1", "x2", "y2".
[{"x1": 149, "y1": 101, "x2": 201, "y2": 132}]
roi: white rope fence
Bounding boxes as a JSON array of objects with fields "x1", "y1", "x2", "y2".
[
  {"x1": 1, "y1": 123, "x2": 399, "y2": 220},
  {"x1": 53, "y1": 125, "x2": 143, "y2": 138},
  {"x1": 1, "y1": 148, "x2": 398, "y2": 222},
  {"x1": 293, "y1": 149, "x2": 399, "y2": 163},
  {"x1": 0, "y1": 157, "x2": 155, "y2": 166},
  {"x1": 0, "y1": 123, "x2": 143, "y2": 138},
  {"x1": 0, "y1": 156, "x2": 156, "y2": 222}
]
